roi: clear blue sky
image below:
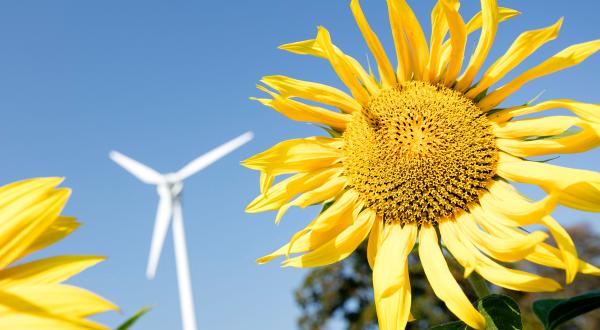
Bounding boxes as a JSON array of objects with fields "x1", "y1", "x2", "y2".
[{"x1": 0, "y1": 1, "x2": 598, "y2": 329}]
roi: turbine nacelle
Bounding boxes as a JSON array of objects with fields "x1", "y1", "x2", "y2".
[{"x1": 160, "y1": 175, "x2": 184, "y2": 198}]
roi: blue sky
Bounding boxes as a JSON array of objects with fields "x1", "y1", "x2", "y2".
[{"x1": 0, "y1": 0, "x2": 598, "y2": 329}]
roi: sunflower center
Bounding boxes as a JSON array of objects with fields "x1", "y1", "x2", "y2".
[{"x1": 343, "y1": 81, "x2": 498, "y2": 225}]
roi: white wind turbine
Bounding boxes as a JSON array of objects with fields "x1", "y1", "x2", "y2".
[{"x1": 110, "y1": 132, "x2": 253, "y2": 330}]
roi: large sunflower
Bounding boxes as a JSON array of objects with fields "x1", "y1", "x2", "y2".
[
  {"x1": 244, "y1": 1, "x2": 600, "y2": 329},
  {"x1": 0, "y1": 178, "x2": 117, "y2": 329}
]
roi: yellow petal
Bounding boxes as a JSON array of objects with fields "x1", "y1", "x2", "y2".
[
  {"x1": 0, "y1": 285, "x2": 116, "y2": 330},
  {"x1": 387, "y1": 0, "x2": 428, "y2": 80},
  {"x1": 375, "y1": 274, "x2": 411, "y2": 330},
  {"x1": 0, "y1": 256, "x2": 104, "y2": 288},
  {"x1": 373, "y1": 224, "x2": 415, "y2": 330},
  {"x1": 481, "y1": 220, "x2": 599, "y2": 278},
  {"x1": 456, "y1": 211, "x2": 548, "y2": 263},
  {"x1": 260, "y1": 75, "x2": 361, "y2": 114},
  {"x1": 278, "y1": 38, "x2": 379, "y2": 95},
  {"x1": 473, "y1": 256, "x2": 562, "y2": 292},
  {"x1": 450, "y1": 222, "x2": 562, "y2": 292},
  {"x1": 345, "y1": 56, "x2": 380, "y2": 96},
  {"x1": 0, "y1": 284, "x2": 117, "y2": 318},
  {"x1": 468, "y1": 18, "x2": 562, "y2": 99},
  {"x1": 439, "y1": 220, "x2": 477, "y2": 277},
  {"x1": 0, "y1": 178, "x2": 56, "y2": 204},
  {"x1": 306, "y1": 190, "x2": 360, "y2": 233},
  {"x1": 366, "y1": 216, "x2": 384, "y2": 269},
  {"x1": 440, "y1": 0, "x2": 467, "y2": 86},
  {"x1": 0, "y1": 314, "x2": 107, "y2": 330},
  {"x1": 246, "y1": 167, "x2": 342, "y2": 213},
  {"x1": 282, "y1": 208, "x2": 375, "y2": 268},
  {"x1": 286, "y1": 193, "x2": 363, "y2": 257},
  {"x1": 0, "y1": 178, "x2": 63, "y2": 220},
  {"x1": 528, "y1": 241, "x2": 576, "y2": 271},
  {"x1": 579, "y1": 261, "x2": 600, "y2": 276},
  {"x1": 0, "y1": 189, "x2": 70, "y2": 269},
  {"x1": 479, "y1": 39, "x2": 600, "y2": 111},
  {"x1": 22, "y1": 216, "x2": 80, "y2": 259},
  {"x1": 350, "y1": 0, "x2": 397, "y2": 87},
  {"x1": 278, "y1": 39, "x2": 323, "y2": 57},
  {"x1": 465, "y1": 7, "x2": 520, "y2": 34},
  {"x1": 477, "y1": 213, "x2": 580, "y2": 284},
  {"x1": 242, "y1": 136, "x2": 343, "y2": 176},
  {"x1": 455, "y1": 0, "x2": 498, "y2": 91},
  {"x1": 253, "y1": 86, "x2": 351, "y2": 131},
  {"x1": 497, "y1": 121, "x2": 600, "y2": 157},
  {"x1": 492, "y1": 115, "x2": 579, "y2": 139},
  {"x1": 259, "y1": 172, "x2": 274, "y2": 195},
  {"x1": 498, "y1": 152, "x2": 600, "y2": 212},
  {"x1": 539, "y1": 216, "x2": 578, "y2": 283},
  {"x1": 385, "y1": 0, "x2": 412, "y2": 81},
  {"x1": 426, "y1": 1, "x2": 449, "y2": 82},
  {"x1": 419, "y1": 225, "x2": 485, "y2": 330},
  {"x1": 437, "y1": 7, "x2": 520, "y2": 79},
  {"x1": 489, "y1": 99, "x2": 600, "y2": 124},
  {"x1": 475, "y1": 186, "x2": 578, "y2": 283},
  {"x1": 275, "y1": 175, "x2": 346, "y2": 223},
  {"x1": 315, "y1": 27, "x2": 372, "y2": 105},
  {"x1": 373, "y1": 223, "x2": 416, "y2": 300},
  {"x1": 256, "y1": 191, "x2": 359, "y2": 264},
  {"x1": 478, "y1": 181, "x2": 557, "y2": 226}
]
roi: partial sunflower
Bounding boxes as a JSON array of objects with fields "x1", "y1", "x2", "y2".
[
  {"x1": 244, "y1": 0, "x2": 600, "y2": 329},
  {"x1": 0, "y1": 178, "x2": 117, "y2": 329}
]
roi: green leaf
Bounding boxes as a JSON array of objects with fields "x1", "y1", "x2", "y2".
[
  {"x1": 428, "y1": 294, "x2": 522, "y2": 330},
  {"x1": 533, "y1": 291, "x2": 600, "y2": 330},
  {"x1": 477, "y1": 294, "x2": 522, "y2": 330},
  {"x1": 115, "y1": 306, "x2": 153, "y2": 330},
  {"x1": 429, "y1": 321, "x2": 469, "y2": 330}
]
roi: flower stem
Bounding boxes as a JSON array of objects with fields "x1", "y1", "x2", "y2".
[{"x1": 468, "y1": 272, "x2": 490, "y2": 298}]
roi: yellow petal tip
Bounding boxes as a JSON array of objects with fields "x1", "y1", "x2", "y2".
[{"x1": 256, "y1": 257, "x2": 271, "y2": 265}]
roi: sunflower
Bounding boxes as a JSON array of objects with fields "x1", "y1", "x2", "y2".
[
  {"x1": 0, "y1": 178, "x2": 117, "y2": 329},
  {"x1": 244, "y1": 0, "x2": 600, "y2": 329}
]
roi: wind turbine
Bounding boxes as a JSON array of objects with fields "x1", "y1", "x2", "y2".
[{"x1": 110, "y1": 132, "x2": 253, "y2": 330}]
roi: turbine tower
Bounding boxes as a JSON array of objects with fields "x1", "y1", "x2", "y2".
[{"x1": 110, "y1": 132, "x2": 253, "y2": 330}]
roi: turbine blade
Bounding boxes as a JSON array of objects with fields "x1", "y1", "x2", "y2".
[
  {"x1": 110, "y1": 151, "x2": 163, "y2": 184},
  {"x1": 174, "y1": 131, "x2": 254, "y2": 181},
  {"x1": 146, "y1": 187, "x2": 173, "y2": 279},
  {"x1": 171, "y1": 200, "x2": 198, "y2": 330}
]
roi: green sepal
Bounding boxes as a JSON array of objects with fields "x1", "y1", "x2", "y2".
[
  {"x1": 316, "y1": 200, "x2": 335, "y2": 215},
  {"x1": 472, "y1": 88, "x2": 489, "y2": 103},
  {"x1": 316, "y1": 124, "x2": 343, "y2": 138},
  {"x1": 529, "y1": 156, "x2": 560, "y2": 163}
]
